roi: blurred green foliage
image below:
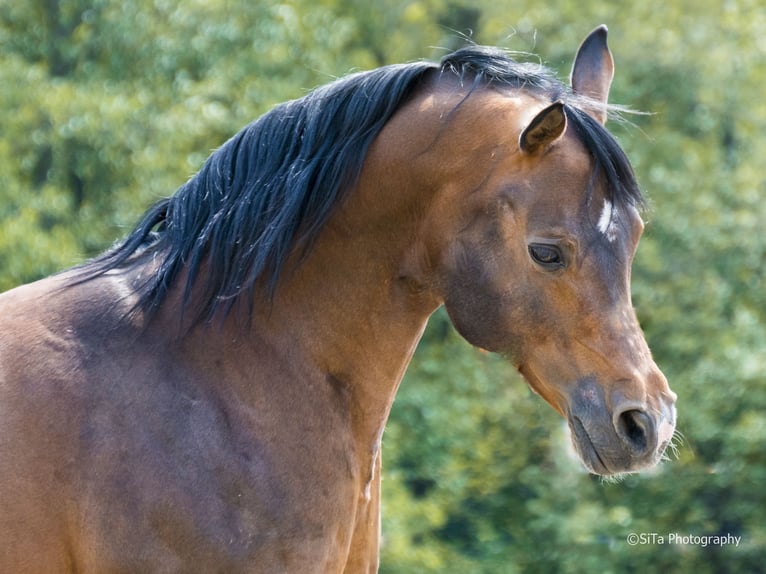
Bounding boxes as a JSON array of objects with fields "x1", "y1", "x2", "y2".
[{"x1": 1, "y1": 1, "x2": 764, "y2": 571}]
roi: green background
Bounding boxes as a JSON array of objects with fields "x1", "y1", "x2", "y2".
[{"x1": 1, "y1": 1, "x2": 764, "y2": 571}]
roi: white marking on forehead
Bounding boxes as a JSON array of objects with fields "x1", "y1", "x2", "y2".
[
  {"x1": 597, "y1": 199, "x2": 618, "y2": 242},
  {"x1": 597, "y1": 199, "x2": 612, "y2": 234}
]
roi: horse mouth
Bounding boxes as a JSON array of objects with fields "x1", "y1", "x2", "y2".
[{"x1": 569, "y1": 416, "x2": 613, "y2": 475}]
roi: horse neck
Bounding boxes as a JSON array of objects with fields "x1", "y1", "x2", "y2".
[
  {"x1": 239, "y1": 85, "x2": 477, "y2": 438},
  {"x1": 138, "y1": 171, "x2": 428, "y2": 461},
  {"x1": 253, "y1": 187, "x2": 440, "y2": 439},
  {"x1": 174, "y1": 84, "x2": 468, "y2": 443}
]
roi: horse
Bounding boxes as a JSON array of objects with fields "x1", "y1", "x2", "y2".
[{"x1": 0, "y1": 26, "x2": 676, "y2": 572}]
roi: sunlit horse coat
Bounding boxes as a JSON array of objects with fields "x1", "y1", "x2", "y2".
[{"x1": 0, "y1": 27, "x2": 675, "y2": 572}]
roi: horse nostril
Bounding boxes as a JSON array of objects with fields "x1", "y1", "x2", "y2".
[{"x1": 615, "y1": 409, "x2": 654, "y2": 456}]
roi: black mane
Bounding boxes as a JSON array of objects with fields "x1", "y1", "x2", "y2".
[{"x1": 76, "y1": 45, "x2": 642, "y2": 324}]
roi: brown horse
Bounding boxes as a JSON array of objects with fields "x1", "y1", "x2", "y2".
[{"x1": 0, "y1": 26, "x2": 676, "y2": 572}]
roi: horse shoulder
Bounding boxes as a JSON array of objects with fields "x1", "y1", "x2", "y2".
[
  {"x1": 0, "y1": 275, "x2": 365, "y2": 572},
  {"x1": 0, "y1": 276, "x2": 103, "y2": 571}
]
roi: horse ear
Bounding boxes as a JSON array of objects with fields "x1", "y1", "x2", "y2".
[
  {"x1": 570, "y1": 25, "x2": 614, "y2": 125},
  {"x1": 519, "y1": 101, "x2": 567, "y2": 154}
]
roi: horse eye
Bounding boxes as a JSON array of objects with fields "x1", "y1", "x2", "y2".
[{"x1": 528, "y1": 243, "x2": 565, "y2": 269}]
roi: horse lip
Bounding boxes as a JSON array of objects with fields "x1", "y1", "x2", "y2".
[{"x1": 570, "y1": 416, "x2": 612, "y2": 475}]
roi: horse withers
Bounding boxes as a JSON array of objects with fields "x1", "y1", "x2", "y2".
[{"x1": 0, "y1": 26, "x2": 676, "y2": 572}]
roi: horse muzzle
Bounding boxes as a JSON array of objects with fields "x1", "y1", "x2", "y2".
[{"x1": 566, "y1": 376, "x2": 677, "y2": 475}]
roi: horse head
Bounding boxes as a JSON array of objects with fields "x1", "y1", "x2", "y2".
[{"x1": 400, "y1": 27, "x2": 676, "y2": 475}]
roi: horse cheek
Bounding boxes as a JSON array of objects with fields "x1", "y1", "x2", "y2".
[{"x1": 442, "y1": 253, "x2": 517, "y2": 354}]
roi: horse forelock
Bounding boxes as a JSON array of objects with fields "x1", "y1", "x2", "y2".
[
  {"x1": 438, "y1": 46, "x2": 643, "y2": 217},
  {"x1": 563, "y1": 105, "x2": 644, "y2": 211}
]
